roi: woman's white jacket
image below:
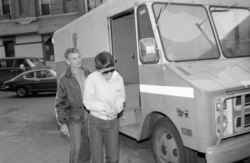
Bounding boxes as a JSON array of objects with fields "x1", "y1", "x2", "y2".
[{"x1": 83, "y1": 71, "x2": 125, "y2": 120}]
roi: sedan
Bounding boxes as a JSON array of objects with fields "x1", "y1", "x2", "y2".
[{"x1": 1, "y1": 68, "x2": 57, "y2": 97}]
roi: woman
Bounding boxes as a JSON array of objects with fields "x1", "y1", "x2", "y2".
[{"x1": 83, "y1": 51, "x2": 125, "y2": 163}]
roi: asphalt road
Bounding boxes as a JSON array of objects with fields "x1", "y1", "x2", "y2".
[
  {"x1": 0, "y1": 91, "x2": 154, "y2": 163},
  {"x1": 1, "y1": 91, "x2": 249, "y2": 163}
]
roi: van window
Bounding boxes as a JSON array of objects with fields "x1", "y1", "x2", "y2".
[
  {"x1": 153, "y1": 4, "x2": 219, "y2": 61},
  {"x1": 14, "y1": 59, "x2": 25, "y2": 68},
  {"x1": 211, "y1": 7, "x2": 250, "y2": 58},
  {"x1": 137, "y1": 5, "x2": 154, "y2": 40},
  {"x1": 26, "y1": 58, "x2": 43, "y2": 67},
  {"x1": 137, "y1": 5, "x2": 158, "y2": 63},
  {"x1": 0, "y1": 60, "x2": 6, "y2": 68},
  {"x1": 0, "y1": 60, "x2": 14, "y2": 68}
]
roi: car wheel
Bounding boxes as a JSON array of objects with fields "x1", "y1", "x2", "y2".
[
  {"x1": 151, "y1": 118, "x2": 198, "y2": 163},
  {"x1": 16, "y1": 87, "x2": 27, "y2": 97}
]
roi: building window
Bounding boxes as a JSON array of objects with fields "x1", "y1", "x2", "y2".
[
  {"x1": 85, "y1": 0, "x2": 103, "y2": 11},
  {"x1": 3, "y1": 39, "x2": 15, "y2": 57},
  {"x1": 40, "y1": 0, "x2": 50, "y2": 15},
  {"x1": 2, "y1": 0, "x2": 10, "y2": 15},
  {"x1": 18, "y1": 0, "x2": 23, "y2": 15},
  {"x1": 43, "y1": 35, "x2": 54, "y2": 61}
]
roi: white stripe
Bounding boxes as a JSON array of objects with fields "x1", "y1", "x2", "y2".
[{"x1": 140, "y1": 84, "x2": 194, "y2": 98}]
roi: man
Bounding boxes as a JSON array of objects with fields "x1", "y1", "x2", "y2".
[{"x1": 55, "y1": 48, "x2": 90, "y2": 163}]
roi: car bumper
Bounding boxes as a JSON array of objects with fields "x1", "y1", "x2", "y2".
[
  {"x1": 206, "y1": 134, "x2": 250, "y2": 163},
  {"x1": 0, "y1": 85, "x2": 11, "y2": 91},
  {"x1": 0, "y1": 85, "x2": 6, "y2": 91}
]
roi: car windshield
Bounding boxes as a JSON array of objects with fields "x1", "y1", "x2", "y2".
[
  {"x1": 8, "y1": 71, "x2": 26, "y2": 81},
  {"x1": 211, "y1": 7, "x2": 250, "y2": 58},
  {"x1": 26, "y1": 58, "x2": 43, "y2": 67},
  {"x1": 153, "y1": 3, "x2": 219, "y2": 62}
]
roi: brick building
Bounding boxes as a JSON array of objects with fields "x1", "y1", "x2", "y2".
[{"x1": 0, "y1": 0, "x2": 105, "y2": 66}]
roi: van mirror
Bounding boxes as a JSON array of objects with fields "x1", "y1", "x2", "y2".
[
  {"x1": 20, "y1": 64, "x2": 25, "y2": 71},
  {"x1": 139, "y1": 38, "x2": 159, "y2": 63}
]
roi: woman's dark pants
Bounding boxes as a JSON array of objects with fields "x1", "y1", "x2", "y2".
[{"x1": 89, "y1": 115, "x2": 119, "y2": 163}]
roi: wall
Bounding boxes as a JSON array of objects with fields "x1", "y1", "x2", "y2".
[
  {"x1": 0, "y1": 47, "x2": 5, "y2": 57},
  {"x1": 15, "y1": 44, "x2": 43, "y2": 58},
  {"x1": 51, "y1": 0, "x2": 64, "y2": 15},
  {"x1": 0, "y1": 39, "x2": 3, "y2": 57},
  {"x1": 20, "y1": 0, "x2": 36, "y2": 18},
  {"x1": 64, "y1": 0, "x2": 79, "y2": 13},
  {"x1": 16, "y1": 35, "x2": 41, "y2": 43},
  {"x1": 14, "y1": 35, "x2": 43, "y2": 58}
]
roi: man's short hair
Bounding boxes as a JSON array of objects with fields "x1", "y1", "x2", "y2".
[
  {"x1": 64, "y1": 48, "x2": 80, "y2": 59},
  {"x1": 95, "y1": 51, "x2": 115, "y2": 70}
]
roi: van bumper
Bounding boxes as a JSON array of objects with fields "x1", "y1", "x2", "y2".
[{"x1": 206, "y1": 134, "x2": 250, "y2": 163}]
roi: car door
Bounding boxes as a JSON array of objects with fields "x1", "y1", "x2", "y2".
[
  {"x1": 45, "y1": 70, "x2": 57, "y2": 91},
  {"x1": 23, "y1": 71, "x2": 37, "y2": 91},
  {"x1": 34, "y1": 70, "x2": 56, "y2": 91}
]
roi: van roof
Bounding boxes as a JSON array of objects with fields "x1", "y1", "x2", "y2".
[{"x1": 53, "y1": 0, "x2": 250, "y2": 63}]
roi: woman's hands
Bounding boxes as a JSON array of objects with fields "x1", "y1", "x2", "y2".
[{"x1": 99, "y1": 101, "x2": 118, "y2": 119}]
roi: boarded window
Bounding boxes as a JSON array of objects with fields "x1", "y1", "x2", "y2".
[
  {"x1": 40, "y1": 0, "x2": 50, "y2": 15},
  {"x1": 2, "y1": 0, "x2": 10, "y2": 15}
]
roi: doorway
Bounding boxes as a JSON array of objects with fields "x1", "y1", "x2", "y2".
[
  {"x1": 4, "y1": 40, "x2": 15, "y2": 57},
  {"x1": 110, "y1": 11, "x2": 140, "y2": 109}
]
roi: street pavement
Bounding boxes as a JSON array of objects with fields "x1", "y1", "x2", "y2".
[
  {"x1": 0, "y1": 91, "x2": 155, "y2": 163},
  {"x1": 1, "y1": 91, "x2": 249, "y2": 163}
]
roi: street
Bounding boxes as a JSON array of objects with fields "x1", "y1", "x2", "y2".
[
  {"x1": 0, "y1": 91, "x2": 154, "y2": 163},
  {"x1": 1, "y1": 91, "x2": 250, "y2": 163}
]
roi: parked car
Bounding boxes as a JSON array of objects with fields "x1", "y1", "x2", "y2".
[
  {"x1": 0, "y1": 57, "x2": 50, "y2": 86},
  {"x1": 0, "y1": 68, "x2": 57, "y2": 97}
]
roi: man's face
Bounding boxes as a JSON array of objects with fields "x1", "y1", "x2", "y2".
[{"x1": 66, "y1": 52, "x2": 81, "y2": 68}]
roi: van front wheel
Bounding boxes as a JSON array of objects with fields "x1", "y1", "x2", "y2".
[
  {"x1": 151, "y1": 118, "x2": 197, "y2": 163},
  {"x1": 16, "y1": 87, "x2": 27, "y2": 97}
]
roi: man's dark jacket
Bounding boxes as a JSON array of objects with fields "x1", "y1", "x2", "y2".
[{"x1": 55, "y1": 66, "x2": 90, "y2": 125}]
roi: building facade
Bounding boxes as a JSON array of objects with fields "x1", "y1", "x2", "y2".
[{"x1": 0, "y1": 0, "x2": 105, "y2": 67}]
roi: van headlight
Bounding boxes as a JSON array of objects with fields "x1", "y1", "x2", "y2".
[
  {"x1": 216, "y1": 115, "x2": 228, "y2": 133},
  {"x1": 215, "y1": 98, "x2": 233, "y2": 138}
]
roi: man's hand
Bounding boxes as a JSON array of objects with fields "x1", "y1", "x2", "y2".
[{"x1": 60, "y1": 124, "x2": 69, "y2": 137}]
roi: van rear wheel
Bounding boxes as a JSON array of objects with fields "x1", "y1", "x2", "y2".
[
  {"x1": 151, "y1": 118, "x2": 198, "y2": 163},
  {"x1": 16, "y1": 87, "x2": 27, "y2": 97}
]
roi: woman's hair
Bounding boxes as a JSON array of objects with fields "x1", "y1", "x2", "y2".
[
  {"x1": 95, "y1": 51, "x2": 115, "y2": 70},
  {"x1": 64, "y1": 48, "x2": 80, "y2": 59}
]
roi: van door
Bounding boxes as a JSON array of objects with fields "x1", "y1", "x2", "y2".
[
  {"x1": 110, "y1": 11, "x2": 141, "y2": 138},
  {"x1": 0, "y1": 59, "x2": 15, "y2": 85},
  {"x1": 110, "y1": 11, "x2": 140, "y2": 109}
]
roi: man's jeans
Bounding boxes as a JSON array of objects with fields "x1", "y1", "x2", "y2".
[
  {"x1": 69, "y1": 123, "x2": 90, "y2": 163},
  {"x1": 89, "y1": 115, "x2": 119, "y2": 163}
]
